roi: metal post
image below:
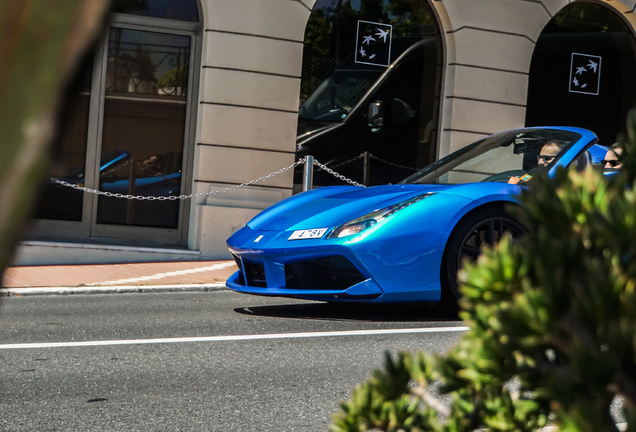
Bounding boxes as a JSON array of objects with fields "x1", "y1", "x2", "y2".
[
  {"x1": 126, "y1": 158, "x2": 136, "y2": 225},
  {"x1": 303, "y1": 155, "x2": 314, "y2": 191},
  {"x1": 362, "y1": 151, "x2": 370, "y2": 186}
]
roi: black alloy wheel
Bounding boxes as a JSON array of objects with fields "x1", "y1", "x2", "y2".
[{"x1": 441, "y1": 207, "x2": 526, "y2": 309}]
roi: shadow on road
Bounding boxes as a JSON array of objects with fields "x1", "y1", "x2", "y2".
[{"x1": 234, "y1": 302, "x2": 462, "y2": 323}]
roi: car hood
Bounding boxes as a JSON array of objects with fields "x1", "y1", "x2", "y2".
[{"x1": 247, "y1": 183, "x2": 517, "y2": 232}]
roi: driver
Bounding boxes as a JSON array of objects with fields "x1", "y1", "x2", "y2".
[
  {"x1": 537, "y1": 140, "x2": 567, "y2": 167},
  {"x1": 141, "y1": 154, "x2": 166, "y2": 176},
  {"x1": 508, "y1": 139, "x2": 568, "y2": 184}
]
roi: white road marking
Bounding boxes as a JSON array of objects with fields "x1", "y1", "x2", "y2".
[
  {"x1": 90, "y1": 261, "x2": 236, "y2": 286},
  {"x1": 0, "y1": 326, "x2": 469, "y2": 350}
]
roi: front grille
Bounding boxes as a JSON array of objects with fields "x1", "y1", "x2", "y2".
[
  {"x1": 231, "y1": 253, "x2": 245, "y2": 285},
  {"x1": 285, "y1": 256, "x2": 365, "y2": 290},
  {"x1": 244, "y1": 260, "x2": 267, "y2": 287}
]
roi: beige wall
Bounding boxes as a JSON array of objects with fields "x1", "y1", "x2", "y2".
[
  {"x1": 189, "y1": 0, "x2": 312, "y2": 257},
  {"x1": 437, "y1": 0, "x2": 561, "y2": 154}
]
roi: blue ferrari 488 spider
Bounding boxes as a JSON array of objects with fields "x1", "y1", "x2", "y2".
[{"x1": 226, "y1": 127, "x2": 608, "y2": 305}]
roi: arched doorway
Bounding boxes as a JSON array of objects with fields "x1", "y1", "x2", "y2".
[
  {"x1": 525, "y1": 2, "x2": 636, "y2": 145},
  {"x1": 31, "y1": 0, "x2": 201, "y2": 246},
  {"x1": 295, "y1": 0, "x2": 443, "y2": 187}
]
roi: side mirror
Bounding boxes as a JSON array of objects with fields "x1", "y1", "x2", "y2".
[{"x1": 368, "y1": 100, "x2": 383, "y2": 130}]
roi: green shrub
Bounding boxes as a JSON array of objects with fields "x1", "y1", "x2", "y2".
[{"x1": 329, "y1": 113, "x2": 636, "y2": 432}]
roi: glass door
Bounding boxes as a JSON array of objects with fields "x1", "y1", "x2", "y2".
[
  {"x1": 90, "y1": 27, "x2": 191, "y2": 243},
  {"x1": 29, "y1": 22, "x2": 197, "y2": 247}
]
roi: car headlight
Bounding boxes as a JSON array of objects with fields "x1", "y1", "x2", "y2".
[{"x1": 327, "y1": 193, "x2": 434, "y2": 239}]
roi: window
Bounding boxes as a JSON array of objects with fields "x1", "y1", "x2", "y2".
[
  {"x1": 526, "y1": 2, "x2": 636, "y2": 146},
  {"x1": 31, "y1": 0, "x2": 200, "y2": 246},
  {"x1": 296, "y1": 0, "x2": 443, "y2": 187}
]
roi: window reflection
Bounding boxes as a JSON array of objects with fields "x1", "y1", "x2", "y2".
[
  {"x1": 96, "y1": 28, "x2": 190, "y2": 229},
  {"x1": 299, "y1": 68, "x2": 383, "y2": 122},
  {"x1": 106, "y1": 27, "x2": 190, "y2": 97},
  {"x1": 34, "y1": 56, "x2": 92, "y2": 221},
  {"x1": 296, "y1": 0, "x2": 442, "y2": 187},
  {"x1": 526, "y1": 2, "x2": 636, "y2": 146}
]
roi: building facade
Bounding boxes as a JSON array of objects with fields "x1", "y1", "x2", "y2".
[{"x1": 15, "y1": 0, "x2": 636, "y2": 265}]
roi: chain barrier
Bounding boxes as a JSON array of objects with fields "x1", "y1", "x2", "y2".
[
  {"x1": 49, "y1": 155, "x2": 368, "y2": 200},
  {"x1": 369, "y1": 154, "x2": 417, "y2": 171},
  {"x1": 49, "y1": 159, "x2": 306, "y2": 201},
  {"x1": 321, "y1": 152, "x2": 417, "y2": 172},
  {"x1": 328, "y1": 153, "x2": 365, "y2": 169},
  {"x1": 312, "y1": 159, "x2": 365, "y2": 187}
]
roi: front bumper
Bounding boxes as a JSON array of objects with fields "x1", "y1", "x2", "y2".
[
  {"x1": 226, "y1": 225, "x2": 444, "y2": 303},
  {"x1": 226, "y1": 269, "x2": 383, "y2": 301}
]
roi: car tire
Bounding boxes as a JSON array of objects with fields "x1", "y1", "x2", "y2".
[{"x1": 440, "y1": 206, "x2": 525, "y2": 311}]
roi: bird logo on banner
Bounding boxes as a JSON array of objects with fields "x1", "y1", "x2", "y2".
[
  {"x1": 355, "y1": 20, "x2": 392, "y2": 67},
  {"x1": 569, "y1": 53, "x2": 602, "y2": 95}
]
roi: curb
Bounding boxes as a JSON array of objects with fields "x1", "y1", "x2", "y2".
[{"x1": 0, "y1": 283, "x2": 228, "y2": 297}]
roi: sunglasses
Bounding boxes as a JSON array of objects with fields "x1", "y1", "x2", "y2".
[
  {"x1": 537, "y1": 155, "x2": 556, "y2": 163},
  {"x1": 602, "y1": 159, "x2": 621, "y2": 167}
]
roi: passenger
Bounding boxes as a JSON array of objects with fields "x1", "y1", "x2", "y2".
[
  {"x1": 602, "y1": 143, "x2": 623, "y2": 169},
  {"x1": 537, "y1": 140, "x2": 568, "y2": 167}
]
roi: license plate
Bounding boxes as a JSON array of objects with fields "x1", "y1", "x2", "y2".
[{"x1": 288, "y1": 228, "x2": 328, "y2": 240}]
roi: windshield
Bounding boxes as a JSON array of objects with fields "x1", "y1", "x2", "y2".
[
  {"x1": 298, "y1": 68, "x2": 383, "y2": 122},
  {"x1": 401, "y1": 129, "x2": 583, "y2": 185}
]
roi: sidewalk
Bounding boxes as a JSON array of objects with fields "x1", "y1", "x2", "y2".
[{"x1": 0, "y1": 260, "x2": 238, "y2": 296}]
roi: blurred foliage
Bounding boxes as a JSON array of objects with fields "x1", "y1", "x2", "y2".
[
  {"x1": 0, "y1": 1, "x2": 111, "y2": 275},
  {"x1": 330, "y1": 110, "x2": 636, "y2": 432}
]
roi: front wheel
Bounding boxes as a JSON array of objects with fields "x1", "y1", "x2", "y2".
[{"x1": 440, "y1": 207, "x2": 525, "y2": 309}]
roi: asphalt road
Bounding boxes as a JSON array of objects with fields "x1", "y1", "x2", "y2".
[{"x1": 0, "y1": 291, "x2": 464, "y2": 431}]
